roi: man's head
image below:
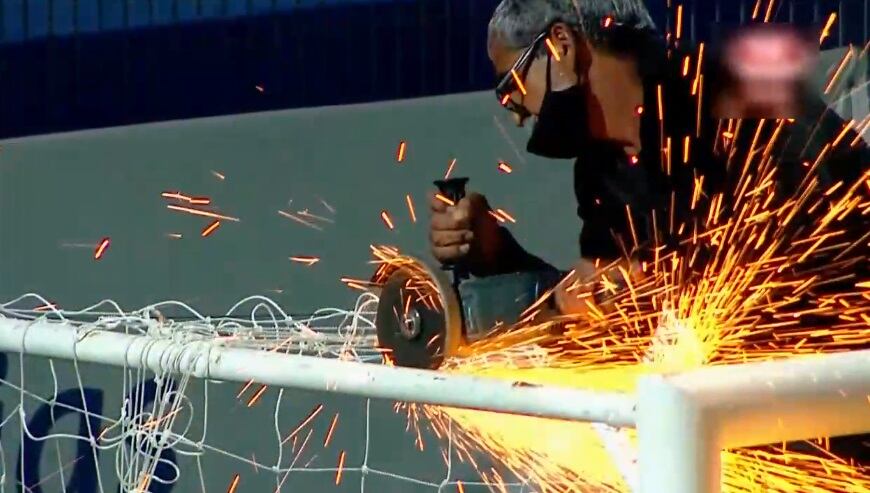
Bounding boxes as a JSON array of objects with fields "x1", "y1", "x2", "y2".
[{"x1": 488, "y1": 0, "x2": 656, "y2": 125}]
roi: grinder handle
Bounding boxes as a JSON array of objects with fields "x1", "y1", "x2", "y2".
[{"x1": 433, "y1": 177, "x2": 471, "y2": 284}]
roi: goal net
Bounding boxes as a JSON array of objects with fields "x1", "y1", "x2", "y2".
[{"x1": 0, "y1": 290, "x2": 868, "y2": 493}]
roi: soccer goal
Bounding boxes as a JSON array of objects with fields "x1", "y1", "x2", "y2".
[{"x1": 0, "y1": 293, "x2": 867, "y2": 493}]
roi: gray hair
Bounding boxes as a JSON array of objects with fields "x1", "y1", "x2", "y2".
[{"x1": 489, "y1": 0, "x2": 657, "y2": 53}]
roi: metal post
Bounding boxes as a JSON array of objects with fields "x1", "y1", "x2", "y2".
[
  {"x1": 638, "y1": 349, "x2": 870, "y2": 493},
  {"x1": 637, "y1": 374, "x2": 721, "y2": 493}
]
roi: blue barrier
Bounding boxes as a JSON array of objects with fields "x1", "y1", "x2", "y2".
[
  {"x1": 0, "y1": 0, "x2": 864, "y2": 138},
  {"x1": 0, "y1": 351, "x2": 176, "y2": 491}
]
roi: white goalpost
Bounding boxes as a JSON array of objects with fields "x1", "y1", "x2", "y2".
[{"x1": 0, "y1": 312, "x2": 867, "y2": 493}]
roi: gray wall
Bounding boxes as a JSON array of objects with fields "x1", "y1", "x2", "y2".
[{"x1": 0, "y1": 91, "x2": 578, "y2": 316}]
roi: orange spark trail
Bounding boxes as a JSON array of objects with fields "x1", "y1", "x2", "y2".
[
  {"x1": 324, "y1": 413, "x2": 339, "y2": 447},
  {"x1": 397, "y1": 141, "x2": 407, "y2": 163},
  {"x1": 94, "y1": 238, "x2": 110, "y2": 260},
  {"x1": 825, "y1": 49, "x2": 853, "y2": 94},
  {"x1": 289, "y1": 256, "x2": 320, "y2": 266},
  {"x1": 282, "y1": 404, "x2": 324, "y2": 444},
  {"x1": 494, "y1": 208, "x2": 516, "y2": 224},
  {"x1": 545, "y1": 38, "x2": 561, "y2": 61},
  {"x1": 819, "y1": 12, "x2": 837, "y2": 44},
  {"x1": 445, "y1": 158, "x2": 457, "y2": 178},
  {"x1": 168, "y1": 204, "x2": 240, "y2": 222},
  {"x1": 676, "y1": 5, "x2": 683, "y2": 39},
  {"x1": 278, "y1": 210, "x2": 322, "y2": 231},
  {"x1": 764, "y1": 0, "x2": 777, "y2": 22},
  {"x1": 381, "y1": 211, "x2": 395, "y2": 230},
  {"x1": 510, "y1": 69, "x2": 527, "y2": 95},
  {"x1": 498, "y1": 161, "x2": 513, "y2": 174},
  {"x1": 435, "y1": 194, "x2": 455, "y2": 207},
  {"x1": 245, "y1": 384, "x2": 267, "y2": 407},
  {"x1": 406, "y1": 194, "x2": 417, "y2": 223},
  {"x1": 335, "y1": 451, "x2": 346, "y2": 485},
  {"x1": 201, "y1": 220, "x2": 221, "y2": 237},
  {"x1": 227, "y1": 473, "x2": 240, "y2": 493}
]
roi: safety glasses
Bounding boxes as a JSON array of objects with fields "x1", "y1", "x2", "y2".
[{"x1": 494, "y1": 30, "x2": 550, "y2": 119}]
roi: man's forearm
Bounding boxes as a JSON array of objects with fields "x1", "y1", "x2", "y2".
[{"x1": 481, "y1": 226, "x2": 561, "y2": 277}]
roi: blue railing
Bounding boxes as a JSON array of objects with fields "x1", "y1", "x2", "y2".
[{"x1": 0, "y1": 0, "x2": 865, "y2": 138}]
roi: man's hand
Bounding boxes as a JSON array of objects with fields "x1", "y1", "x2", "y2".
[{"x1": 429, "y1": 191, "x2": 504, "y2": 274}]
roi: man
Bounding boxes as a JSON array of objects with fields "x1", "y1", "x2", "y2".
[
  {"x1": 429, "y1": 0, "x2": 865, "y2": 316},
  {"x1": 429, "y1": 0, "x2": 868, "y2": 462},
  {"x1": 430, "y1": 0, "x2": 707, "y2": 314}
]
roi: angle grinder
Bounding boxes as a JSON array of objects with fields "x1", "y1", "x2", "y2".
[
  {"x1": 375, "y1": 177, "x2": 470, "y2": 369},
  {"x1": 375, "y1": 177, "x2": 564, "y2": 369}
]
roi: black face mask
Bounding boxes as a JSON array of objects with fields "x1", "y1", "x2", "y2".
[{"x1": 526, "y1": 54, "x2": 590, "y2": 159}]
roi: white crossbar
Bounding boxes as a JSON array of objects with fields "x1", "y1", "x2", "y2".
[{"x1": 0, "y1": 318, "x2": 636, "y2": 427}]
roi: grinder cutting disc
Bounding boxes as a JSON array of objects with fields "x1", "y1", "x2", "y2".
[{"x1": 376, "y1": 259, "x2": 462, "y2": 369}]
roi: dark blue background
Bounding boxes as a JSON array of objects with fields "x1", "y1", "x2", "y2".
[{"x1": 0, "y1": 0, "x2": 866, "y2": 138}]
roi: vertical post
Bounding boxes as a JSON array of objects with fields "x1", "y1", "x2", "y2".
[{"x1": 636, "y1": 374, "x2": 721, "y2": 493}]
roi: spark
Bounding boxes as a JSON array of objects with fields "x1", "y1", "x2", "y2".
[
  {"x1": 381, "y1": 210, "x2": 395, "y2": 230},
  {"x1": 94, "y1": 238, "x2": 110, "y2": 260},
  {"x1": 201, "y1": 220, "x2": 221, "y2": 237},
  {"x1": 168, "y1": 204, "x2": 240, "y2": 222},
  {"x1": 34, "y1": 302, "x2": 58, "y2": 312},
  {"x1": 406, "y1": 194, "x2": 417, "y2": 223},
  {"x1": 602, "y1": 16, "x2": 613, "y2": 28},
  {"x1": 246, "y1": 384, "x2": 267, "y2": 407},
  {"x1": 445, "y1": 158, "x2": 457, "y2": 178},
  {"x1": 635, "y1": 105, "x2": 644, "y2": 116},
  {"x1": 498, "y1": 161, "x2": 513, "y2": 174},
  {"x1": 335, "y1": 451, "x2": 346, "y2": 485},
  {"x1": 324, "y1": 413, "x2": 339, "y2": 447},
  {"x1": 161, "y1": 191, "x2": 211, "y2": 205},
  {"x1": 683, "y1": 136, "x2": 691, "y2": 164},
  {"x1": 676, "y1": 5, "x2": 683, "y2": 40},
  {"x1": 764, "y1": 0, "x2": 777, "y2": 22},
  {"x1": 832, "y1": 120, "x2": 855, "y2": 148},
  {"x1": 825, "y1": 49, "x2": 853, "y2": 94},
  {"x1": 494, "y1": 208, "x2": 516, "y2": 224},
  {"x1": 682, "y1": 56, "x2": 691, "y2": 77},
  {"x1": 211, "y1": 170, "x2": 226, "y2": 180},
  {"x1": 166, "y1": 233, "x2": 183, "y2": 239},
  {"x1": 457, "y1": 481, "x2": 465, "y2": 493},
  {"x1": 385, "y1": 109, "x2": 870, "y2": 492},
  {"x1": 545, "y1": 38, "x2": 561, "y2": 61},
  {"x1": 318, "y1": 196, "x2": 336, "y2": 215},
  {"x1": 227, "y1": 473, "x2": 240, "y2": 493},
  {"x1": 489, "y1": 210, "x2": 506, "y2": 223},
  {"x1": 510, "y1": 69, "x2": 527, "y2": 96},
  {"x1": 752, "y1": 0, "x2": 762, "y2": 19},
  {"x1": 278, "y1": 210, "x2": 322, "y2": 231},
  {"x1": 282, "y1": 404, "x2": 324, "y2": 444},
  {"x1": 819, "y1": 13, "x2": 837, "y2": 44},
  {"x1": 255, "y1": 85, "x2": 264, "y2": 92},
  {"x1": 397, "y1": 140, "x2": 407, "y2": 163},
  {"x1": 435, "y1": 194, "x2": 456, "y2": 207},
  {"x1": 297, "y1": 209, "x2": 334, "y2": 224},
  {"x1": 289, "y1": 256, "x2": 320, "y2": 266}
]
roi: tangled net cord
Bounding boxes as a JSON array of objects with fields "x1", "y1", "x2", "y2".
[{"x1": 0, "y1": 292, "x2": 534, "y2": 493}]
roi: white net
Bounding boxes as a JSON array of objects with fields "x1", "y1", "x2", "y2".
[{"x1": 0, "y1": 292, "x2": 532, "y2": 493}]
